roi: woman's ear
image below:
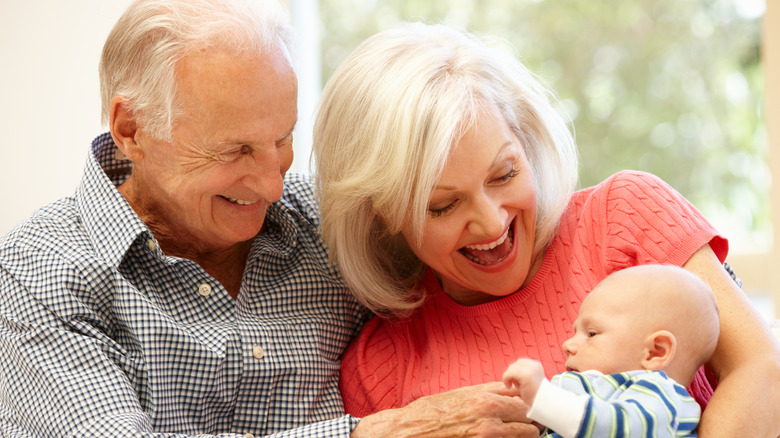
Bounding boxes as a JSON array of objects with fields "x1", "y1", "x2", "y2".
[
  {"x1": 109, "y1": 96, "x2": 143, "y2": 161},
  {"x1": 641, "y1": 330, "x2": 677, "y2": 371}
]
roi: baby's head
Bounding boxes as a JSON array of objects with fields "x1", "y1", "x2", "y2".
[{"x1": 562, "y1": 264, "x2": 719, "y2": 384}]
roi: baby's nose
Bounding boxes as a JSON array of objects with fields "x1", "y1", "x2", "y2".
[{"x1": 562, "y1": 337, "x2": 576, "y2": 356}]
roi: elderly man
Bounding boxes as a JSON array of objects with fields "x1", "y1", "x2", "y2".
[
  {"x1": 0, "y1": 0, "x2": 366, "y2": 435},
  {"x1": 0, "y1": 0, "x2": 534, "y2": 437}
]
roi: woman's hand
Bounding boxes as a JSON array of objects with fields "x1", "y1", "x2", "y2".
[{"x1": 351, "y1": 382, "x2": 540, "y2": 438}]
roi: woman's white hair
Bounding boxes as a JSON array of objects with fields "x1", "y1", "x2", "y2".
[
  {"x1": 313, "y1": 22, "x2": 578, "y2": 316},
  {"x1": 99, "y1": 0, "x2": 294, "y2": 141}
]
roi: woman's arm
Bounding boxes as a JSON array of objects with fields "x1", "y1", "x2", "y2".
[
  {"x1": 684, "y1": 244, "x2": 780, "y2": 437},
  {"x1": 351, "y1": 381, "x2": 540, "y2": 438}
]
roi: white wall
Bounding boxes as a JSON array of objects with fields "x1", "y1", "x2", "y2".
[
  {"x1": 0, "y1": 1, "x2": 133, "y2": 234},
  {"x1": 0, "y1": 0, "x2": 318, "y2": 236}
]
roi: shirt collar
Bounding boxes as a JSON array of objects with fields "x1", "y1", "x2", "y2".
[{"x1": 75, "y1": 132, "x2": 149, "y2": 268}]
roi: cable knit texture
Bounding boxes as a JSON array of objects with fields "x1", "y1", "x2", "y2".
[{"x1": 340, "y1": 171, "x2": 727, "y2": 417}]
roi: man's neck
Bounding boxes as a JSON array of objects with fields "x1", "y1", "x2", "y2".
[
  {"x1": 185, "y1": 242, "x2": 251, "y2": 300},
  {"x1": 159, "y1": 235, "x2": 252, "y2": 300},
  {"x1": 119, "y1": 179, "x2": 253, "y2": 299}
]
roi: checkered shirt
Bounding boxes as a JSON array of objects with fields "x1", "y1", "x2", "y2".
[{"x1": 0, "y1": 133, "x2": 369, "y2": 437}]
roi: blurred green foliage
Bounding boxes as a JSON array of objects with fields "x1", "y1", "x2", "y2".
[{"x1": 319, "y1": 0, "x2": 767, "y2": 236}]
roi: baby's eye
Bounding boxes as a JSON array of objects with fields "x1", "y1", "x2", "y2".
[{"x1": 587, "y1": 331, "x2": 598, "y2": 338}]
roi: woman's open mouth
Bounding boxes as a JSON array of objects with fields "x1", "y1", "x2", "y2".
[{"x1": 459, "y1": 223, "x2": 515, "y2": 265}]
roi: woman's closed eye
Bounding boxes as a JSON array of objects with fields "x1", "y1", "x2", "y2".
[
  {"x1": 492, "y1": 168, "x2": 520, "y2": 185},
  {"x1": 429, "y1": 200, "x2": 458, "y2": 218}
]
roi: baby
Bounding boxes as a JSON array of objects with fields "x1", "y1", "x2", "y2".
[{"x1": 504, "y1": 264, "x2": 720, "y2": 438}]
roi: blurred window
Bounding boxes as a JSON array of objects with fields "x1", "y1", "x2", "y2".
[{"x1": 316, "y1": 0, "x2": 766, "y2": 250}]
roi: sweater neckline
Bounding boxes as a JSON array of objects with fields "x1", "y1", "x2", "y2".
[{"x1": 424, "y1": 242, "x2": 555, "y2": 317}]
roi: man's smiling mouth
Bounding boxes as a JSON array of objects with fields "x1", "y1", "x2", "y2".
[{"x1": 220, "y1": 195, "x2": 257, "y2": 206}]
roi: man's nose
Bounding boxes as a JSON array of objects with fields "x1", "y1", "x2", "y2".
[{"x1": 243, "y1": 149, "x2": 287, "y2": 202}]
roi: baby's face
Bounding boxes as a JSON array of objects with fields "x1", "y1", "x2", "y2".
[{"x1": 562, "y1": 285, "x2": 649, "y2": 374}]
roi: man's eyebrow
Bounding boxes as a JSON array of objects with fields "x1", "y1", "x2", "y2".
[
  {"x1": 277, "y1": 121, "x2": 297, "y2": 142},
  {"x1": 216, "y1": 119, "x2": 298, "y2": 147}
]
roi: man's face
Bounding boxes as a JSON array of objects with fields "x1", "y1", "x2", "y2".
[{"x1": 130, "y1": 46, "x2": 298, "y2": 253}]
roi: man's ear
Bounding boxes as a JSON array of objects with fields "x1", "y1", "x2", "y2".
[
  {"x1": 641, "y1": 330, "x2": 677, "y2": 371},
  {"x1": 109, "y1": 96, "x2": 143, "y2": 161}
]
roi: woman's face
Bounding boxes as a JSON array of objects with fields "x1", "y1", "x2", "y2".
[{"x1": 400, "y1": 109, "x2": 539, "y2": 305}]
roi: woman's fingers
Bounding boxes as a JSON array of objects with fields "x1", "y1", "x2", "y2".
[{"x1": 352, "y1": 382, "x2": 540, "y2": 437}]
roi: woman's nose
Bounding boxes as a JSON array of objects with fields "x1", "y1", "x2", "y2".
[{"x1": 466, "y1": 194, "x2": 506, "y2": 237}]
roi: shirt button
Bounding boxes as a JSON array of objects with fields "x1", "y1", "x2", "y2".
[
  {"x1": 245, "y1": 434, "x2": 255, "y2": 438},
  {"x1": 146, "y1": 239, "x2": 156, "y2": 252},
  {"x1": 197, "y1": 283, "x2": 212, "y2": 297},
  {"x1": 252, "y1": 345, "x2": 265, "y2": 359}
]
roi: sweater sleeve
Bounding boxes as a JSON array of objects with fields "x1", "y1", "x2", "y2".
[
  {"x1": 339, "y1": 316, "x2": 403, "y2": 417},
  {"x1": 598, "y1": 170, "x2": 728, "y2": 271}
]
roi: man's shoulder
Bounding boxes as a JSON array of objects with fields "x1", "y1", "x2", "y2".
[
  {"x1": 2, "y1": 197, "x2": 81, "y2": 246},
  {"x1": 0, "y1": 196, "x2": 93, "y2": 267},
  {"x1": 279, "y1": 173, "x2": 320, "y2": 226}
]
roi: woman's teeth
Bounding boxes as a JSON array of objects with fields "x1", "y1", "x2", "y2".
[
  {"x1": 466, "y1": 228, "x2": 509, "y2": 251},
  {"x1": 460, "y1": 227, "x2": 514, "y2": 265}
]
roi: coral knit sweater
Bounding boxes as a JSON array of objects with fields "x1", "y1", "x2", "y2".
[{"x1": 339, "y1": 171, "x2": 727, "y2": 417}]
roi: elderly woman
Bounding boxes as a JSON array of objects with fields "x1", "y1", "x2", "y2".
[{"x1": 314, "y1": 23, "x2": 780, "y2": 437}]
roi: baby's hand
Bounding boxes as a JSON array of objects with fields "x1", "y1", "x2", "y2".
[{"x1": 502, "y1": 358, "x2": 546, "y2": 406}]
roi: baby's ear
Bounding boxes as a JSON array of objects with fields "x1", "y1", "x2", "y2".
[{"x1": 641, "y1": 330, "x2": 677, "y2": 371}]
